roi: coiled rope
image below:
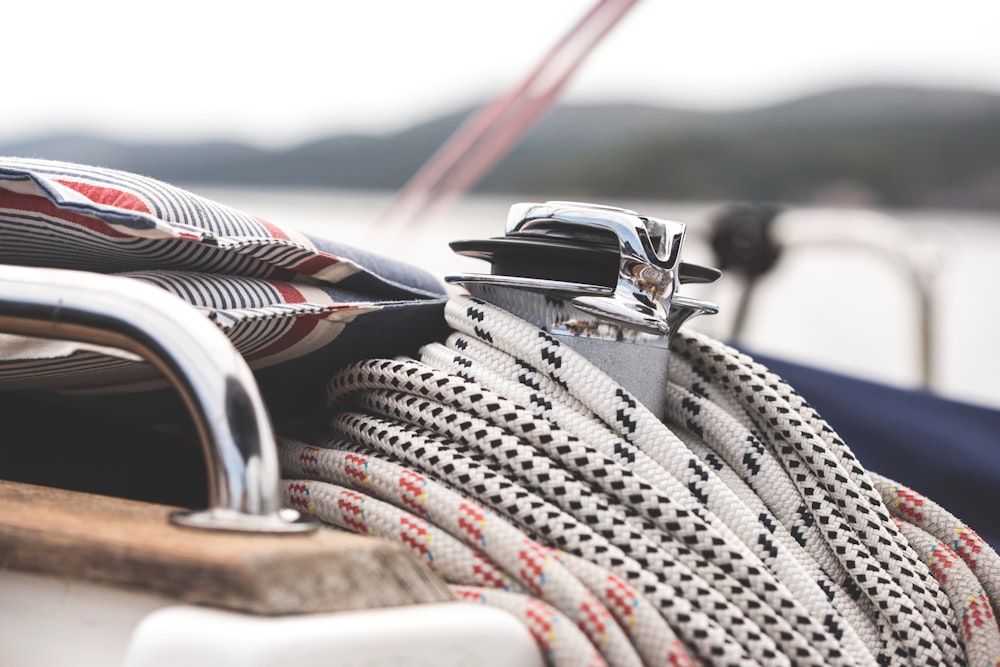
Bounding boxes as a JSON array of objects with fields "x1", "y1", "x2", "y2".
[{"x1": 280, "y1": 294, "x2": 1000, "y2": 667}]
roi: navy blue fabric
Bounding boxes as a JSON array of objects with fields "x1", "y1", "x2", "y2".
[
  {"x1": 747, "y1": 349, "x2": 1000, "y2": 551},
  {"x1": 304, "y1": 232, "x2": 446, "y2": 300}
]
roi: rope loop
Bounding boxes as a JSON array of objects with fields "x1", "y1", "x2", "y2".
[{"x1": 282, "y1": 295, "x2": 999, "y2": 667}]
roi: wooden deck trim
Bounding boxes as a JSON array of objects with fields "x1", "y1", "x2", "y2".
[{"x1": 0, "y1": 480, "x2": 453, "y2": 615}]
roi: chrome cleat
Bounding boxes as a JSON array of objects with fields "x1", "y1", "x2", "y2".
[{"x1": 447, "y1": 201, "x2": 720, "y2": 420}]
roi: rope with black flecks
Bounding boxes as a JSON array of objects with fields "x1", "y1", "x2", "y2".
[{"x1": 279, "y1": 294, "x2": 1000, "y2": 667}]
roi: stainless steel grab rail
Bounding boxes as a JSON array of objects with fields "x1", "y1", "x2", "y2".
[{"x1": 0, "y1": 265, "x2": 316, "y2": 533}]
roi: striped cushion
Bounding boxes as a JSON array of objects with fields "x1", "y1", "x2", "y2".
[
  {"x1": 0, "y1": 157, "x2": 443, "y2": 297},
  {"x1": 0, "y1": 157, "x2": 447, "y2": 396}
]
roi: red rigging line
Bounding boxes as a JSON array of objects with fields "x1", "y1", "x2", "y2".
[{"x1": 373, "y1": 0, "x2": 642, "y2": 244}]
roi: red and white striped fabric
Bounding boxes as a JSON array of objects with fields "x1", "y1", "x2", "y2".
[{"x1": 0, "y1": 157, "x2": 447, "y2": 393}]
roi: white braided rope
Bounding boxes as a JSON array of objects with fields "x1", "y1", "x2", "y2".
[
  {"x1": 441, "y1": 298, "x2": 871, "y2": 665},
  {"x1": 434, "y1": 333, "x2": 852, "y2": 600},
  {"x1": 891, "y1": 518, "x2": 1000, "y2": 667},
  {"x1": 282, "y1": 477, "x2": 525, "y2": 593},
  {"x1": 664, "y1": 364, "x2": 842, "y2": 576},
  {"x1": 281, "y1": 456, "x2": 691, "y2": 666},
  {"x1": 417, "y1": 344, "x2": 874, "y2": 666},
  {"x1": 451, "y1": 585, "x2": 610, "y2": 667},
  {"x1": 327, "y1": 406, "x2": 757, "y2": 666},
  {"x1": 671, "y1": 330, "x2": 966, "y2": 666},
  {"x1": 872, "y1": 474, "x2": 1000, "y2": 612},
  {"x1": 279, "y1": 438, "x2": 647, "y2": 667},
  {"x1": 278, "y1": 294, "x2": 1000, "y2": 667},
  {"x1": 677, "y1": 429, "x2": 881, "y2": 655},
  {"x1": 332, "y1": 354, "x2": 888, "y2": 659},
  {"x1": 337, "y1": 389, "x2": 802, "y2": 665},
  {"x1": 546, "y1": 550, "x2": 691, "y2": 667},
  {"x1": 279, "y1": 475, "x2": 608, "y2": 666},
  {"x1": 666, "y1": 354, "x2": 896, "y2": 660},
  {"x1": 662, "y1": 377, "x2": 882, "y2": 653}
]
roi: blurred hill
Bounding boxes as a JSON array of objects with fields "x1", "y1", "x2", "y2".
[{"x1": 4, "y1": 85, "x2": 999, "y2": 209}]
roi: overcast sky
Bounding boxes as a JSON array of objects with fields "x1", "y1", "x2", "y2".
[{"x1": 6, "y1": 0, "x2": 1000, "y2": 147}]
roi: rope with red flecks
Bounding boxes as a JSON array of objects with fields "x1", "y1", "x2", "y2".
[{"x1": 279, "y1": 294, "x2": 1000, "y2": 667}]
